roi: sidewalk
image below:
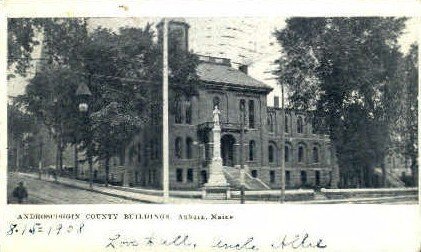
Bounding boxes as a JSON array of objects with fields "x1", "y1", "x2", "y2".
[{"x1": 18, "y1": 172, "x2": 242, "y2": 204}]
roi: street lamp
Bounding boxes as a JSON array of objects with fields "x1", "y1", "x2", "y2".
[{"x1": 76, "y1": 76, "x2": 93, "y2": 189}]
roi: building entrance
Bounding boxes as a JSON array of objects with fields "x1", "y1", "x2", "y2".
[{"x1": 221, "y1": 134, "x2": 235, "y2": 167}]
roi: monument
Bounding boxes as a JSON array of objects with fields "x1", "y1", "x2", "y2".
[{"x1": 202, "y1": 106, "x2": 231, "y2": 200}]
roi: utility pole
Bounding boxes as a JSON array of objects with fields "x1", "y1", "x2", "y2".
[
  {"x1": 280, "y1": 82, "x2": 286, "y2": 203},
  {"x1": 162, "y1": 18, "x2": 170, "y2": 201},
  {"x1": 240, "y1": 102, "x2": 245, "y2": 204}
]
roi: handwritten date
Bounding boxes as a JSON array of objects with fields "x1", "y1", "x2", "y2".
[{"x1": 6, "y1": 222, "x2": 85, "y2": 236}]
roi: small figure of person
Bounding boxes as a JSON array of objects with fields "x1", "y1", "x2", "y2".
[{"x1": 12, "y1": 181, "x2": 28, "y2": 204}]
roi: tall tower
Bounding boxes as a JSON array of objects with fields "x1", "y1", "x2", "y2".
[{"x1": 156, "y1": 18, "x2": 190, "y2": 52}]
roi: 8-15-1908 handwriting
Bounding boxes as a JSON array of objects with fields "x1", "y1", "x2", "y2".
[{"x1": 6, "y1": 222, "x2": 85, "y2": 236}]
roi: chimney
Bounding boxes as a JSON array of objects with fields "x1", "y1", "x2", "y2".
[
  {"x1": 274, "y1": 96, "x2": 279, "y2": 108},
  {"x1": 239, "y1": 64, "x2": 248, "y2": 74},
  {"x1": 156, "y1": 18, "x2": 190, "y2": 52}
]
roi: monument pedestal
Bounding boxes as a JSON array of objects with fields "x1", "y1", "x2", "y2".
[
  {"x1": 202, "y1": 107, "x2": 231, "y2": 200},
  {"x1": 202, "y1": 185, "x2": 231, "y2": 200},
  {"x1": 202, "y1": 156, "x2": 230, "y2": 199}
]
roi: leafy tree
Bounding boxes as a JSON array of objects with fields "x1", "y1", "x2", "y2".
[
  {"x1": 405, "y1": 44, "x2": 418, "y2": 186},
  {"x1": 80, "y1": 26, "x2": 159, "y2": 186},
  {"x1": 17, "y1": 67, "x2": 84, "y2": 171},
  {"x1": 8, "y1": 18, "x2": 88, "y2": 78},
  {"x1": 8, "y1": 18, "x2": 41, "y2": 78},
  {"x1": 13, "y1": 18, "x2": 199, "y2": 187},
  {"x1": 390, "y1": 44, "x2": 418, "y2": 185},
  {"x1": 10, "y1": 18, "x2": 89, "y2": 174},
  {"x1": 7, "y1": 101, "x2": 35, "y2": 140},
  {"x1": 274, "y1": 17, "x2": 408, "y2": 187}
]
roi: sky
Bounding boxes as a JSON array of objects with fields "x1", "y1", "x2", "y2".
[{"x1": 7, "y1": 17, "x2": 419, "y2": 106}]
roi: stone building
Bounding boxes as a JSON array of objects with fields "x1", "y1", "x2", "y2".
[{"x1": 120, "y1": 19, "x2": 339, "y2": 190}]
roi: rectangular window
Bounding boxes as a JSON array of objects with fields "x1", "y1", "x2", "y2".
[
  {"x1": 315, "y1": 170, "x2": 320, "y2": 186},
  {"x1": 251, "y1": 170, "x2": 258, "y2": 178},
  {"x1": 301, "y1": 171, "x2": 307, "y2": 185},
  {"x1": 248, "y1": 100, "x2": 255, "y2": 128},
  {"x1": 176, "y1": 168, "x2": 183, "y2": 182},
  {"x1": 270, "y1": 170, "x2": 275, "y2": 183},
  {"x1": 286, "y1": 171, "x2": 291, "y2": 186},
  {"x1": 201, "y1": 170, "x2": 208, "y2": 184},
  {"x1": 187, "y1": 168, "x2": 194, "y2": 182}
]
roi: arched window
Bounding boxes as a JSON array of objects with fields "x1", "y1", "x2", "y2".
[
  {"x1": 313, "y1": 146, "x2": 319, "y2": 163},
  {"x1": 174, "y1": 97, "x2": 182, "y2": 124},
  {"x1": 298, "y1": 145, "x2": 305, "y2": 163},
  {"x1": 213, "y1": 96, "x2": 220, "y2": 108},
  {"x1": 185, "y1": 97, "x2": 192, "y2": 124},
  {"x1": 249, "y1": 140, "x2": 255, "y2": 161},
  {"x1": 267, "y1": 113, "x2": 274, "y2": 132},
  {"x1": 284, "y1": 145, "x2": 290, "y2": 163},
  {"x1": 175, "y1": 137, "x2": 182, "y2": 159},
  {"x1": 285, "y1": 115, "x2": 289, "y2": 133},
  {"x1": 297, "y1": 116, "x2": 304, "y2": 133},
  {"x1": 268, "y1": 145, "x2": 274, "y2": 163},
  {"x1": 312, "y1": 117, "x2": 317, "y2": 134},
  {"x1": 240, "y1": 99, "x2": 246, "y2": 124},
  {"x1": 248, "y1": 100, "x2": 255, "y2": 128},
  {"x1": 186, "y1": 137, "x2": 193, "y2": 159}
]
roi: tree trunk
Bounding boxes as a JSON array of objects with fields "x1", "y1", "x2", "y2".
[
  {"x1": 381, "y1": 162, "x2": 387, "y2": 187},
  {"x1": 359, "y1": 167, "x2": 364, "y2": 188},
  {"x1": 411, "y1": 160, "x2": 418, "y2": 187},
  {"x1": 74, "y1": 142, "x2": 78, "y2": 179},
  {"x1": 56, "y1": 141, "x2": 60, "y2": 174},
  {"x1": 89, "y1": 155, "x2": 93, "y2": 188},
  {"x1": 105, "y1": 156, "x2": 110, "y2": 187},
  {"x1": 59, "y1": 144, "x2": 63, "y2": 174},
  {"x1": 366, "y1": 165, "x2": 374, "y2": 188}
]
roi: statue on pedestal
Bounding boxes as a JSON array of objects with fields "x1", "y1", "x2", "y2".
[
  {"x1": 213, "y1": 105, "x2": 220, "y2": 126},
  {"x1": 203, "y1": 105, "x2": 230, "y2": 200}
]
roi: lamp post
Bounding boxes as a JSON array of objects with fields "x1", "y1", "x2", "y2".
[
  {"x1": 162, "y1": 18, "x2": 170, "y2": 201},
  {"x1": 240, "y1": 100, "x2": 246, "y2": 204},
  {"x1": 76, "y1": 75, "x2": 93, "y2": 189}
]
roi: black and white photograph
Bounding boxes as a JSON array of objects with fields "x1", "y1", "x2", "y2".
[{"x1": 6, "y1": 16, "x2": 419, "y2": 205}]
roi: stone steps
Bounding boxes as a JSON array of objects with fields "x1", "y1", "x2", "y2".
[{"x1": 223, "y1": 166, "x2": 269, "y2": 190}]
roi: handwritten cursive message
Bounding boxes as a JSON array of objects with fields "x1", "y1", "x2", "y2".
[{"x1": 105, "y1": 232, "x2": 327, "y2": 250}]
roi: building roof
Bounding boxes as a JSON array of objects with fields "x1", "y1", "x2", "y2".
[{"x1": 196, "y1": 62, "x2": 273, "y2": 91}]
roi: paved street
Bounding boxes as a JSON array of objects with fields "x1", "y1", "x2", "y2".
[
  {"x1": 7, "y1": 172, "x2": 418, "y2": 204},
  {"x1": 7, "y1": 172, "x2": 139, "y2": 204}
]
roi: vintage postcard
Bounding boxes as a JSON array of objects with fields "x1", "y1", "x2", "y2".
[{"x1": 1, "y1": 1, "x2": 420, "y2": 251}]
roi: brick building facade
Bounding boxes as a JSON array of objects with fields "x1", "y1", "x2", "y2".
[{"x1": 119, "y1": 19, "x2": 339, "y2": 190}]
